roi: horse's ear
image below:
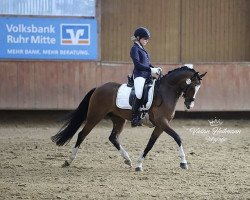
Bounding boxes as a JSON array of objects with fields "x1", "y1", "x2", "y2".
[{"x1": 199, "y1": 72, "x2": 207, "y2": 79}]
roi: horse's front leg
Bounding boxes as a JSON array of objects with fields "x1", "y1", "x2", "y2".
[
  {"x1": 163, "y1": 122, "x2": 188, "y2": 169},
  {"x1": 135, "y1": 127, "x2": 163, "y2": 171}
]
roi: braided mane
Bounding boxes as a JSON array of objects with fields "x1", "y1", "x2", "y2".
[{"x1": 166, "y1": 66, "x2": 196, "y2": 75}]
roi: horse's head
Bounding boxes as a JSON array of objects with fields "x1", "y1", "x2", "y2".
[
  {"x1": 164, "y1": 66, "x2": 207, "y2": 110},
  {"x1": 181, "y1": 71, "x2": 207, "y2": 110}
]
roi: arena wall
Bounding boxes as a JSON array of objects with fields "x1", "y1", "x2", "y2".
[{"x1": 0, "y1": 61, "x2": 249, "y2": 111}]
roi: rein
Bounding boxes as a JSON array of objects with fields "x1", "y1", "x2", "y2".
[{"x1": 153, "y1": 72, "x2": 164, "y2": 107}]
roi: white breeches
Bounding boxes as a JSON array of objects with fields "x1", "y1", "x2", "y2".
[{"x1": 134, "y1": 77, "x2": 146, "y2": 99}]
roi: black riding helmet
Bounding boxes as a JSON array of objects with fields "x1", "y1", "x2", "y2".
[{"x1": 134, "y1": 27, "x2": 150, "y2": 40}]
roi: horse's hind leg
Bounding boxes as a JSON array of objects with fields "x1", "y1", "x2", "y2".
[
  {"x1": 62, "y1": 113, "x2": 106, "y2": 167},
  {"x1": 109, "y1": 114, "x2": 132, "y2": 167},
  {"x1": 62, "y1": 121, "x2": 95, "y2": 167}
]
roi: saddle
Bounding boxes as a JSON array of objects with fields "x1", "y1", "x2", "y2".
[
  {"x1": 116, "y1": 75, "x2": 156, "y2": 111},
  {"x1": 127, "y1": 74, "x2": 153, "y2": 108}
]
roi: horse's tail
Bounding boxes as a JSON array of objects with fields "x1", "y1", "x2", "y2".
[{"x1": 51, "y1": 88, "x2": 96, "y2": 146}]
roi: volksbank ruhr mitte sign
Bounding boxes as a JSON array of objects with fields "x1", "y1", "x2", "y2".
[{"x1": 0, "y1": 17, "x2": 98, "y2": 60}]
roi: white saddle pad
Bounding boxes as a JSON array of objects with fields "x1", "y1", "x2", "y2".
[{"x1": 116, "y1": 80, "x2": 156, "y2": 111}]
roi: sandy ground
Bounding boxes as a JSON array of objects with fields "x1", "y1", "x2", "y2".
[{"x1": 0, "y1": 113, "x2": 249, "y2": 200}]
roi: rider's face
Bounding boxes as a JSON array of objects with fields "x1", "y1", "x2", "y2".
[{"x1": 139, "y1": 38, "x2": 149, "y2": 46}]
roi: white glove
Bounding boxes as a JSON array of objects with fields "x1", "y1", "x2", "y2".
[{"x1": 151, "y1": 67, "x2": 162, "y2": 78}]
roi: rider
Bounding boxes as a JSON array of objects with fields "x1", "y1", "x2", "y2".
[{"x1": 130, "y1": 27, "x2": 162, "y2": 127}]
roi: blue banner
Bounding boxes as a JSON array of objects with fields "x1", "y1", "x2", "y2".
[{"x1": 0, "y1": 17, "x2": 98, "y2": 60}]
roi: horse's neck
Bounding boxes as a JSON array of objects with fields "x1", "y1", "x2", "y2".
[
  {"x1": 153, "y1": 80, "x2": 181, "y2": 121},
  {"x1": 158, "y1": 78, "x2": 182, "y2": 106},
  {"x1": 159, "y1": 71, "x2": 194, "y2": 105},
  {"x1": 165, "y1": 71, "x2": 192, "y2": 86},
  {"x1": 160, "y1": 74, "x2": 183, "y2": 95}
]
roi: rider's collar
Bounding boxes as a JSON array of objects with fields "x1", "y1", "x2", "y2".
[{"x1": 135, "y1": 41, "x2": 143, "y2": 49}]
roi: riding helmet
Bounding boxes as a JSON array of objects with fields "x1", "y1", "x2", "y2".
[{"x1": 134, "y1": 27, "x2": 151, "y2": 40}]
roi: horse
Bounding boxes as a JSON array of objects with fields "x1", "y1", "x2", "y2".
[{"x1": 51, "y1": 66, "x2": 207, "y2": 171}]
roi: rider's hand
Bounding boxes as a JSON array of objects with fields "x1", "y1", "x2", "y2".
[
  {"x1": 151, "y1": 67, "x2": 162, "y2": 78},
  {"x1": 157, "y1": 67, "x2": 162, "y2": 73}
]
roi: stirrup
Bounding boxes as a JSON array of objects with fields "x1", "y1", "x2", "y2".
[{"x1": 131, "y1": 116, "x2": 142, "y2": 127}]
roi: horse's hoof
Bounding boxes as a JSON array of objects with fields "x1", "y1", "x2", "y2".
[
  {"x1": 124, "y1": 160, "x2": 132, "y2": 167},
  {"x1": 135, "y1": 167, "x2": 143, "y2": 172},
  {"x1": 180, "y1": 163, "x2": 188, "y2": 169},
  {"x1": 62, "y1": 160, "x2": 70, "y2": 168}
]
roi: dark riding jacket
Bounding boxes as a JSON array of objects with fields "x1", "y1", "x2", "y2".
[{"x1": 130, "y1": 43, "x2": 153, "y2": 79}]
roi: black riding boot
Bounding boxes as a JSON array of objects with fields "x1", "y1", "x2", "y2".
[{"x1": 131, "y1": 97, "x2": 142, "y2": 127}]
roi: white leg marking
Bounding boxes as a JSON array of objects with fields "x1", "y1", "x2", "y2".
[
  {"x1": 119, "y1": 145, "x2": 131, "y2": 162},
  {"x1": 68, "y1": 147, "x2": 79, "y2": 164},
  {"x1": 136, "y1": 153, "x2": 144, "y2": 169},
  {"x1": 179, "y1": 145, "x2": 187, "y2": 164}
]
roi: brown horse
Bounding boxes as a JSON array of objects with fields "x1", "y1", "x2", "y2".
[{"x1": 51, "y1": 66, "x2": 206, "y2": 171}]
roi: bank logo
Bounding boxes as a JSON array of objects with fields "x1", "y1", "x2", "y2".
[{"x1": 61, "y1": 24, "x2": 90, "y2": 45}]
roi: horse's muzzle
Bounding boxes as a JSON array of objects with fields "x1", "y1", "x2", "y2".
[{"x1": 184, "y1": 97, "x2": 195, "y2": 109}]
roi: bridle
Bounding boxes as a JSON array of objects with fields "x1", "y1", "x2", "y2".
[
  {"x1": 155, "y1": 67, "x2": 206, "y2": 108},
  {"x1": 182, "y1": 86, "x2": 196, "y2": 104}
]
